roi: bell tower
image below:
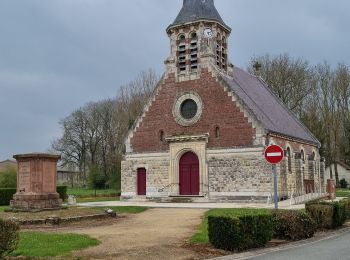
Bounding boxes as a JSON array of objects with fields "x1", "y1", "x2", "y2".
[{"x1": 165, "y1": 0, "x2": 231, "y2": 79}]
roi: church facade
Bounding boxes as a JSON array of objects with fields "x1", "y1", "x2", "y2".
[{"x1": 121, "y1": 0, "x2": 326, "y2": 201}]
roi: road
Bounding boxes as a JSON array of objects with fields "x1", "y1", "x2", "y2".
[
  {"x1": 248, "y1": 230, "x2": 350, "y2": 260},
  {"x1": 215, "y1": 229, "x2": 350, "y2": 260}
]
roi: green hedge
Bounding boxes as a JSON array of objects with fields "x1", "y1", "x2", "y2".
[
  {"x1": 272, "y1": 210, "x2": 316, "y2": 241},
  {"x1": 0, "y1": 218, "x2": 20, "y2": 257},
  {"x1": 56, "y1": 186, "x2": 68, "y2": 201},
  {"x1": 0, "y1": 188, "x2": 16, "y2": 206},
  {"x1": 208, "y1": 214, "x2": 273, "y2": 251},
  {"x1": 0, "y1": 187, "x2": 68, "y2": 205},
  {"x1": 306, "y1": 201, "x2": 346, "y2": 229},
  {"x1": 341, "y1": 199, "x2": 350, "y2": 219}
]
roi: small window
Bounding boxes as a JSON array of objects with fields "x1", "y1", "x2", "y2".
[
  {"x1": 159, "y1": 130, "x2": 164, "y2": 142},
  {"x1": 222, "y1": 36, "x2": 226, "y2": 44},
  {"x1": 301, "y1": 150, "x2": 305, "y2": 162},
  {"x1": 215, "y1": 127, "x2": 220, "y2": 138},
  {"x1": 287, "y1": 147, "x2": 292, "y2": 173},
  {"x1": 191, "y1": 32, "x2": 197, "y2": 39},
  {"x1": 178, "y1": 34, "x2": 185, "y2": 41}
]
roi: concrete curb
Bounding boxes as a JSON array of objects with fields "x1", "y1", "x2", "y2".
[{"x1": 210, "y1": 226, "x2": 350, "y2": 260}]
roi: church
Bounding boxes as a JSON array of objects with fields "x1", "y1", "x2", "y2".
[{"x1": 121, "y1": 0, "x2": 326, "y2": 202}]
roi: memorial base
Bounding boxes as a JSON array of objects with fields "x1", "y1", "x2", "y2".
[{"x1": 10, "y1": 193, "x2": 63, "y2": 212}]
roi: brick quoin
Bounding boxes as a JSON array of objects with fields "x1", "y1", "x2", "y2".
[{"x1": 131, "y1": 69, "x2": 256, "y2": 153}]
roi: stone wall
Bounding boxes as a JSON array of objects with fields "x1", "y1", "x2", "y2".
[
  {"x1": 121, "y1": 153, "x2": 170, "y2": 199},
  {"x1": 207, "y1": 149, "x2": 272, "y2": 199}
]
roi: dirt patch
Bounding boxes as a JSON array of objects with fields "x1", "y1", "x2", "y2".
[{"x1": 60, "y1": 208, "x2": 208, "y2": 260}]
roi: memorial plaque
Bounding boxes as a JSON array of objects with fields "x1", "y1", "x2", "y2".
[{"x1": 18, "y1": 162, "x2": 31, "y2": 193}]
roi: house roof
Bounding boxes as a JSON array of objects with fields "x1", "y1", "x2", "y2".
[
  {"x1": 220, "y1": 67, "x2": 320, "y2": 146},
  {"x1": 168, "y1": 0, "x2": 230, "y2": 31},
  {"x1": 0, "y1": 159, "x2": 16, "y2": 164},
  {"x1": 336, "y1": 161, "x2": 350, "y2": 171}
]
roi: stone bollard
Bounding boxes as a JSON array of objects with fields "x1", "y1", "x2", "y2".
[
  {"x1": 327, "y1": 179, "x2": 336, "y2": 200},
  {"x1": 68, "y1": 195, "x2": 77, "y2": 206}
]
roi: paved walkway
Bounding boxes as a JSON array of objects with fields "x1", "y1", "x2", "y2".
[{"x1": 78, "y1": 200, "x2": 305, "y2": 210}]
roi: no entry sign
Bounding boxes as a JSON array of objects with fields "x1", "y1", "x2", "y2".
[{"x1": 264, "y1": 145, "x2": 284, "y2": 164}]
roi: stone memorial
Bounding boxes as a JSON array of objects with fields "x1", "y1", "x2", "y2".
[
  {"x1": 10, "y1": 153, "x2": 62, "y2": 211},
  {"x1": 326, "y1": 179, "x2": 336, "y2": 200}
]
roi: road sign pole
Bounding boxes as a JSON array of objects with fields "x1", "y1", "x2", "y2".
[{"x1": 272, "y1": 164, "x2": 278, "y2": 209}]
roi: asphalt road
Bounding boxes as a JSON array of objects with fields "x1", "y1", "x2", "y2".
[{"x1": 247, "y1": 230, "x2": 350, "y2": 260}]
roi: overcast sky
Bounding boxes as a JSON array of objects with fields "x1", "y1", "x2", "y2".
[{"x1": 0, "y1": 0, "x2": 349, "y2": 160}]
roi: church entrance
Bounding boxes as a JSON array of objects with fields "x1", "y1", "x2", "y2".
[{"x1": 179, "y1": 152, "x2": 199, "y2": 196}]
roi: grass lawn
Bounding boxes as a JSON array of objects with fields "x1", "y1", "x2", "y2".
[
  {"x1": 191, "y1": 208, "x2": 272, "y2": 244},
  {"x1": 94, "y1": 206, "x2": 148, "y2": 214},
  {"x1": 67, "y1": 187, "x2": 119, "y2": 198},
  {"x1": 11, "y1": 232, "x2": 100, "y2": 258},
  {"x1": 0, "y1": 206, "x2": 8, "y2": 212},
  {"x1": 336, "y1": 188, "x2": 350, "y2": 198}
]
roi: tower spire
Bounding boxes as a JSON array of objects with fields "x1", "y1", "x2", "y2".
[{"x1": 167, "y1": 0, "x2": 230, "y2": 32}]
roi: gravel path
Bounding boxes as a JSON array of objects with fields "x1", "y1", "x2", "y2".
[{"x1": 70, "y1": 208, "x2": 207, "y2": 260}]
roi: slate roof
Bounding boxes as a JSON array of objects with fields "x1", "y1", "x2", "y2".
[
  {"x1": 221, "y1": 67, "x2": 320, "y2": 146},
  {"x1": 168, "y1": 0, "x2": 230, "y2": 30}
]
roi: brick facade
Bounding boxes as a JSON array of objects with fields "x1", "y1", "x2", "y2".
[{"x1": 130, "y1": 69, "x2": 256, "y2": 153}]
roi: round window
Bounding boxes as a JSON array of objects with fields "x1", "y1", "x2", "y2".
[
  {"x1": 172, "y1": 92, "x2": 203, "y2": 127},
  {"x1": 180, "y1": 99, "x2": 198, "y2": 119}
]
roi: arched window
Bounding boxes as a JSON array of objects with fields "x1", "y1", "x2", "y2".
[
  {"x1": 287, "y1": 147, "x2": 292, "y2": 173},
  {"x1": 159, "y1": 130, "x2": 164, "y2": 142},
  {"x1": 190, "y1": 32, "x2": 198, "y2": 71},
  {"x1": 215, "y1": 126, "x2": 220, "y2": 138},
  {"x1": 301, "y1": 150, "x2": 305, "y2": 162},
  {"x1": 216, "y1": 33, "x2": 222, "y2": 68},
  {"x1": 178, "y1": 34, "x2": 186, "y2": 72},
  {"x1": 221, "y1": 36, "x2": 227, "y2": 70}
]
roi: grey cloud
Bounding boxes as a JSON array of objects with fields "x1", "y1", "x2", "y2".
[{"x1": 0, "y1": 0, "x2": 349, "y2": 159}]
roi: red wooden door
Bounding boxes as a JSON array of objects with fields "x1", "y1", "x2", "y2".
[
  {"x1": 137, "y1": 168, "x2": 146, "y2": 195},
  {"x1": 179, "y1": 152, "x2": 199, "y2": 195}
]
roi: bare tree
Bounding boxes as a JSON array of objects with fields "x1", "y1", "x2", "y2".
[
  {"x1": 52, "y1": 69, "x2": 159, "y2": 187},
  {"x1": 249, "y1": 53, "x2": 312, "y2": 117}
]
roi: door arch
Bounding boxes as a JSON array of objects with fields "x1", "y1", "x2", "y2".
[{"x1": 179, "y1": 152, "x2": 199, "y2": 195}]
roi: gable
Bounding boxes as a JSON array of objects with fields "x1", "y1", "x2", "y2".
[{"x1": 128, "y1": 69, "x2": 259, "y2": 153}]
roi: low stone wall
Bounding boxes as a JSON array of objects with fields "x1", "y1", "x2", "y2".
[{"x1": 11, "y1": 213, "x2": 116, "y2": 226}]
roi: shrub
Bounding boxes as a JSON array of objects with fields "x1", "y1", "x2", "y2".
[
  {"x1": 88, "y1": 166, "x2": 107, "y2": 190},
  {"x1": 306, "y1": 201, "x2": 346, "y2": 229},
  {"x1": 0, "y1": 218, "x2": 20, "y2": 257},
  {"x1": 339, "y1": 179, "x2": 348, "y2": 189},
  {"x1": 333, "y1": 201, "x2": 347, "y2": 227},
  {"x1": 341, "y1": 199, "x2": 350, "y2": 219},
  {"x1": 0, "y1": 167, "x2": 17, "y2": 188},
  {"x1": 272, "y1": 210, "x2": 316, "y2": 240},
  {"x1": 0, "y1": 188, "x2": 16, "y2": 206},
  {"x1": 56, "y1": 186, "x2": 68, "y2": 201},
  {"x1": 208, "y1": 213, "x2": 273, "y2": 251}
]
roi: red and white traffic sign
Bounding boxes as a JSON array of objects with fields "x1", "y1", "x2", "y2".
[{"x1": 264, "y1": 145, "x2": 284, "y2": 164}]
